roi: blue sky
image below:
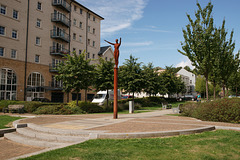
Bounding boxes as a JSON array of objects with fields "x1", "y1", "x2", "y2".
[{"x1": 76, "y1": 0, "x2": 240, "y2": 68}]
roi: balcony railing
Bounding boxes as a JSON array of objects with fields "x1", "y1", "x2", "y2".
[
  {"x1": 51, "y1": 13, "x2": 70, "y2": 27},
  {"x1": 52, "y1": 0, "x2": 70, "y2": 12},
  {"x1": 49, "y1": 81, "x2": 63, "y2": 90},
  {"x1": 50, "y1": 29, "x2": 69, "y2": 42},
  {"x1": 49, "y1": 63, "x2": 58, "y2": 73},
  {"x1": 50, "y1": 46, "x2": 70, "y2": 56}
]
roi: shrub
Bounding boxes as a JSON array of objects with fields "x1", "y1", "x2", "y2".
[
  {"x1": 77, "y1": 101, "x2": 103, "y2": 113},
  {"x1": 34, "y1": 105, "x2": 76, "y2": 115},
  {"x1": 181, "y1": 98, "x2": 240, "y2": 123}
]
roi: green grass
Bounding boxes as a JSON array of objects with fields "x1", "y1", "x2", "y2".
[
  {"x1": 21, "y1": 130, "x2": 240, "y2": 160},
  {"x1": 0, "y1": 115, "x2": 23, "y2": 129}
]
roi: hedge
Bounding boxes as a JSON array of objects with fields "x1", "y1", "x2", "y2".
[{"x1": 181, "y1": 98, "x2": 240, "y2": 123}]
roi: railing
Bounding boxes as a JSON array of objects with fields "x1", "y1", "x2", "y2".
[
  {"x1": 49, "y1": 81, "x2": 63, "y2": 89},
  {"x1": 50, "y1": 46, "x2": 70, "y2": 56},
  {"x1": 52, "y1": 0, "x2": 70, "y2": 12},
  {"x1": 50, "y1": 29, "x2": 69, "y2": 42},
  {"x1": 51, "y1": 13, "x2": 70, "y2": 27},
  {"x1": 49, "y1": 63, "x2": 58, "y2": 72}
]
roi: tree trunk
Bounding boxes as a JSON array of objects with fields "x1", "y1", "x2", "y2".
[
  {"x1": 205, "y1": 76, "x2": 209, "y2": 101},
  {"x1": 222, "y1": 85, "x2": 225, "y2": 97},
  {"x1": 213, "y1": 83, "x2": 216, "y2": 100},
  {"x1": 236, "y1": 87, "x2": 238, "y2": 97},
  {"x1": 76, "y1": 92, "x2": 79, "y2": 106},
  {"x1": 67, "y1": 92, "x2": 69, "y2": 103},
  {"x1": 106, "y1": 89, "x2": 109, "y2": 108}
]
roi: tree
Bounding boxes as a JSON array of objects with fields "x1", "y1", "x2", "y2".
[
  {"x1": 142, "y1": 63, "x2": 160, "y2": 96},
  {"x1": 159, "y1": 66, "x2": 185, "y2": 97},
  {"x1": 55, "y1": 51, "x2": 95, "y2": 105},
  {"x1": 178, "y1": 2, "x2": 216, "y2": 100},
  {"x1": 119, "y1": 55, "x2": 144, "y2": 100},
  {"x1": 94, "y1": 58, "x2": 114, "y2": 107}
]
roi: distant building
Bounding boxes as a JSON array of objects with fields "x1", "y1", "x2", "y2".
[
  {"x1": 0, "y1": 0, "x2": 113, "y2": 102},
  {"x1": 177, "y1": 68, "x2": 197, "y2": 96}
]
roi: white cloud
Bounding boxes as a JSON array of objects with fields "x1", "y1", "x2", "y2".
[
  {"x1": 176, "y1": 58, "x2": 194, "y2": 69},
  {"x1": 76, "y1": 0, "x2": 148, "y2": 36}
]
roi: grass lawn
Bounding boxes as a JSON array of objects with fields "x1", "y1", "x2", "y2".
[
  {"x1": 0, "y1": 115, "x2": 23, "y2": 129},
  {"x1": 21, "y1": 130, "x2": 240, "y2": 160}
]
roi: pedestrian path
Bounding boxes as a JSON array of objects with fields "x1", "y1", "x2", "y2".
[{"x1": 1, "y1": 109, "x2": 240, "y2": 160}]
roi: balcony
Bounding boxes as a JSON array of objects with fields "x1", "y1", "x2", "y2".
[
  {"x1": 50, "y1": 29, "x2": 69, "y2": 43},
  {"x1": 51, "y1": 13, "x2": 70, "y2": 27},
  {"x1": 50, "y1": 46, "x2": 70, "y2": 56},
  {"x1": 48, "y1": 81, "x2": 63, "y2": 90},
  {"x1": 52, "y1": 0, "x2": 70, "y2": 12},
  {"x1": 49, "y1": 63, "x2": 58, "y2": 73}
]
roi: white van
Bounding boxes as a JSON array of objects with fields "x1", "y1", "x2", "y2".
[{"x1": 92, "y1": 90, "x2": 121, "y2": 105}]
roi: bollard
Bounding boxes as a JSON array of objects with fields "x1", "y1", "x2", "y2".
[{"x1": 129, "y1": 101, "x2": 134, "y2": 113}]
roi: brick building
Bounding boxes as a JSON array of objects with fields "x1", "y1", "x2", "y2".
[{"x1": 0, "y1": 0, "x2": 113, "y2": 102}]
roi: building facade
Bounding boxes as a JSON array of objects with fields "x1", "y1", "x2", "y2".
[{"x1": 0, "y1": 0, "x2": 113, "y2": 102}]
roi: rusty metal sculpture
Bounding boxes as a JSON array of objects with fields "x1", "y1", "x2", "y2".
[{"x1": 104, "y1": 38, "x2": 121, "y2": 119}]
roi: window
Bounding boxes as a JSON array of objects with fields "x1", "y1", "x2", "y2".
[
  {"x1": 0, "y1": 47, "x2": 4, "y2": 56},
  {"x1": 79, "y1": 22, "x2": 82, "y2": 28},
  {"x1": 87, "y1": 53, "x2": 90, "y2": 58},
  {"x1": 79, "y1": 35, "x2": 82, "y2": 42},
  {"x1": 0, "y1": 68, "x2": 17, "y2": 100},
  {"x1": 93, "y1": 16, "x2": 95, "y2": 21},
  {"x1": 92, "y1": 54, "x2": 95, "y2": 59},
  {"x1": 11, "y1": 49, "x2": 17, "y2": 59},
  {"x1": 73, "y1": 33, "x2": 76, "y2": 40},
  {"x1": 190, "y1": 80, "x2": 192, "y2": 84},
  {"x1": 93, "y1": 41, "x2": 95, "y2": 47},
  {"x1": 37, "y1": 2, "x2": 42, "y2": 10},
  {"x1": 27, "y1": 72, "x2": 45, "y2": 100},
  {"x1": 36, "y1": 37, "x2": 40, "y2": 45},
  {"x1": 35, "y1": 55, "x2": 40, "y2": 63},
  {"x1": 88, "y1": 13, "x2": 90, "y2": 19},
  {"x1": 0, "y1": 5, "x2": 6, "y2": 15},
  {"x1": 73, "y1": 48, "x2": 76, "y2": 52},
  {"x1": 0, "y1": 26, "x2": 5, "y2": 35},
  {"x1": 79, "y1": 50, "x2": 82, "y2": 54},
  {"x1": 93, "y1": 28, "x2": 95, "y2": 34},
  {"x1": 13, "y1": 10, "x2": 18, "y2": 19},
  {"x1": 88, "y1": 39, "x2": 90, "y2": 45},
  {"x1": 80, "y1": 8, "x2": 82, "y2": 14},
  {"x1": 73, "y1": 19, "x2": 76, "y2": 26},
  {"x1": 74, "y1": 5, "x2": 76, "y2": 11},
  {"x1": 12, "y1": 30, "x2": 17, "y2": 39},
  {"x1": 87, "y1": 26, "x2": 90, "y2": 32},
  {"x1": 105, "y1": 57, "x2": 107, "y2": 61},
  {"x1": 36, "y1": 19, "x2": 41, "y2": 27}
]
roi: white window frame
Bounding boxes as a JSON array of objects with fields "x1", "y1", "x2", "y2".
[
  {"x1": 0, "y1": 47, "x2": 4, "y2": 56},
  {"x1": 0, "y1": 5, "x2": 6, "y2": 15},
  {"x1": 36, "y1": 37, "x2": 41, "y2": 45},
  {"x1": 36, "y1": 19, "x2": 41, "y2": 28},
  {"x1": 35, "y1": 55, "x2": 40, "y2": 63},
  {"x1": 12, "y1": 30, "x2": 18, "y2": 39},
  {"x1": 11, "y1": 49, "x2": 17, "y2": 59},
  {"x1": 13, "y1": 9, "x2": 18, "y2": 19},
  {"x1": 37, "y1": 2, "x2": 42, "y2": 11},
  {"x1": 0, "y1": 26, "x2": 5, "y2": 35}
]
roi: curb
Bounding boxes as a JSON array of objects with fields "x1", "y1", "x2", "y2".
[{"x1": 89, "y1": 126, "x2": 216, "y2": 139}]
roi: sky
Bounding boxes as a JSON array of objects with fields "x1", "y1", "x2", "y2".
[{"x1": 76, "y1": 0, "x2": 240, "y2": 69}]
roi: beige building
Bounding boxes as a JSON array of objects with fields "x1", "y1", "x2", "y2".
[{"x1": 0, "y1": 0, "x2": 113, "y2": 102}]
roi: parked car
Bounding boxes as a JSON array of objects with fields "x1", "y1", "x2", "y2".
[
  {"x1": 228, "y1": 95, "x2": 240, "y2": 98},
  {"x1": 121, "y1": 95, "x2": 133, "y2": 100},
  {"x1": 177, "y1": 95, "x2": 196, "y2": 101},
  {"x1": 32, "y1": 98, "x2": 50, "y2": 102}
]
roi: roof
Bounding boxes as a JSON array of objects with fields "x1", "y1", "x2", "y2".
[
  {"x1": 98, "y1": 46, "x2": 111, "y2": 55},
  {"x1": 72, "y1": 0, "x2": 104, "y2": 20}
]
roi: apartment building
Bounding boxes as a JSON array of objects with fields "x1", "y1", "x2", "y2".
[{"x1": 0, "y1": 0, "x2": 113, "y2": 102}]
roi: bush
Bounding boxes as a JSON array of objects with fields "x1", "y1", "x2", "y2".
[
  {"x1": 78, "y1": 101, "x2": 103, "y2": 113},
  {"x1": 181, "y1": 98, "x2": 240, "y2": 123},
  {"x1": 34, "y1": 105, "x2": 78, "y2": 115}
]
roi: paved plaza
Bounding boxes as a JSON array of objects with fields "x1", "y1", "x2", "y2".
[{"x1": 0, "y1": 110, "x2": 240, "y2": 160}]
